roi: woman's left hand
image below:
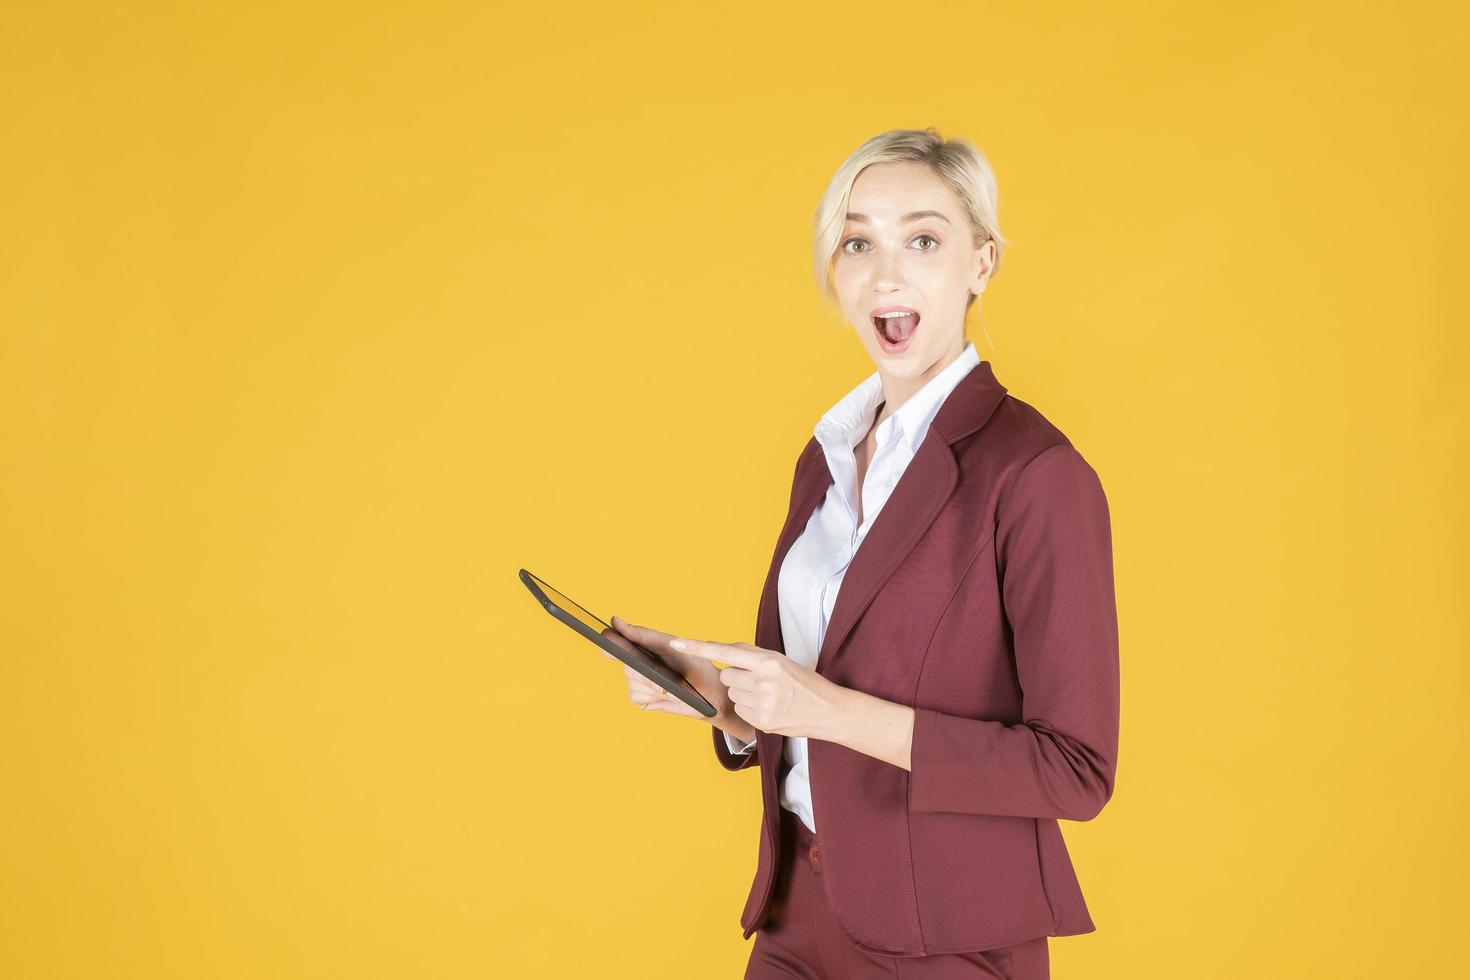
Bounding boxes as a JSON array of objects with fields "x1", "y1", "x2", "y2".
[{"x1": 666, "y1": 634, "x2": 850, "y2": 741}]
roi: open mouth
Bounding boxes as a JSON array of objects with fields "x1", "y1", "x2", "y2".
[{"x1": 872, "y1": 310, "x2": 920, "y2": 353}]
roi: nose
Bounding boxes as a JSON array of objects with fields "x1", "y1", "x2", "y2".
[{"x1": 872, "y1": 245, "x2": 907, "y2": 293}]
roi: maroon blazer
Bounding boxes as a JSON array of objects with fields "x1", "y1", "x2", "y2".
[{"x1": 711, "y1": 358, "x2": 1120, "y2": 957}]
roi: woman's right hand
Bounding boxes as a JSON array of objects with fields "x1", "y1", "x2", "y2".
[{"x1": 600, "y1": 615, "x2": 759, "y2": 744}]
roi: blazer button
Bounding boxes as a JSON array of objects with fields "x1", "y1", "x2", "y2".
[{"x1": 809, "y1": 844, "x2": 821, "y2": 864}]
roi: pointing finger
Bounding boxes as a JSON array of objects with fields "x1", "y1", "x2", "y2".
[{"x1": 668, "y1": 636, "x2": 762, "y2": 670}]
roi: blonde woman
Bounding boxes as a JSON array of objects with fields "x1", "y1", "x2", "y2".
[{"x1": 609, "y1": 128, "x2": 1120, "y2": 979}]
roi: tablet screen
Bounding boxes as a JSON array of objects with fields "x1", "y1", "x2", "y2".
[
  {"x1": 519, "y1": 567, "x2": 717, "y2": 717},
  {"x1": 526, "y1": 570, "x2": 614, "y2": 637}
]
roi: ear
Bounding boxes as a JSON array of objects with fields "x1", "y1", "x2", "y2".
[{"x1": 969, "y1": 239, "x2": 997, "y2": 296}]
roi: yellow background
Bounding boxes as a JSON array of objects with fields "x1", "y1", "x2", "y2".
[{"x1": 2, "y1": 2, "x2": 1466, "y2": 977}]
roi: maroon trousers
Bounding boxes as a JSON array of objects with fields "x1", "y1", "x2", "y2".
[{"x1": 744, "y1": 808, "x2": 1050, "y2": 980}]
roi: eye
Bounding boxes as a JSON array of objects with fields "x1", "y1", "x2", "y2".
[{"x1": 841, "y1": 234, "x2": 938, "y2": 254}]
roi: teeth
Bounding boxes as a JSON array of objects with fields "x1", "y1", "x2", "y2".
[{"x1": 876, "y1": 311, "x2": 915, "y2": 318}]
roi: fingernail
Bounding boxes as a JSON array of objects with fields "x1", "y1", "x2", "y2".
[{"x1": 670, "y1": 639, "x2": 687, "y2": 651}]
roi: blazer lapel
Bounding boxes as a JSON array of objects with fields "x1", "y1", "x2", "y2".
[
  {"x1": 813, "y1": 358, "x2": 1009, "y2": 675},
  {"x1": 753, "y1": 438, "x2": 831, "y2": 657},
  {"x1": 746, "y1": 359, "x2": 1007, "y2": 775}
]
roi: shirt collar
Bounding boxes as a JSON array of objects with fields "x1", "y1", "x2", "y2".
[{"x1": 813, "y1": 341, "x2": 982, "y2": 456}]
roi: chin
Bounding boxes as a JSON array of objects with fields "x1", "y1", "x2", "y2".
[{"x1": 869, "y1": 345, "x2": 929, "y2": 373}]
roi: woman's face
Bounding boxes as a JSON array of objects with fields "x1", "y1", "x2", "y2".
[{"x1": 830, "y1": 161, "x2": 996, "y2": 383}]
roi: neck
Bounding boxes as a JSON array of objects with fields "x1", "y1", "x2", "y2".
[{"x1": 874, "y1": 335, "x2": 967, "y2": 427}]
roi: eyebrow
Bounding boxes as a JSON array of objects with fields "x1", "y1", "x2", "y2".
[{"x1": 844, "y1": 209, "x2": 952, "y2": 226}]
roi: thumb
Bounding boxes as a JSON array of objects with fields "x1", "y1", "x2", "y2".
[{"x1": 612, "y1": 615, "x2": 658, "y2": 641}]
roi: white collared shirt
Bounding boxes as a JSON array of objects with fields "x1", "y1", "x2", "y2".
[{"x1": 724, "y1": 341, "x2": 983, "y2": 833}]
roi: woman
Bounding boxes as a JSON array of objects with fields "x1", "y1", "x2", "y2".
[{"x1": 607, "y1": 128, "x2": 1120, "y2": 980}]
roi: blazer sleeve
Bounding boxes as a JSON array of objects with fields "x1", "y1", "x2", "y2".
[
  {"x1": 726, "y1": 732, "x2": 758, "y2": 754},
  {"x1": 908, "y1": 443, "x2": 1120, "y2": 822},
  {"x1": 713, "y1": 726, "x2": 759, "y2": 770}
]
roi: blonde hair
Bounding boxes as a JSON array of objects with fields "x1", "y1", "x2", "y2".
[{"x1": 812, "y1": 127, "x2": 1010, "y2": 342}]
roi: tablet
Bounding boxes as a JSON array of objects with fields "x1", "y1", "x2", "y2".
[{"x1": 518, "y1": 568, "x2": 718, "y2": 718}]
